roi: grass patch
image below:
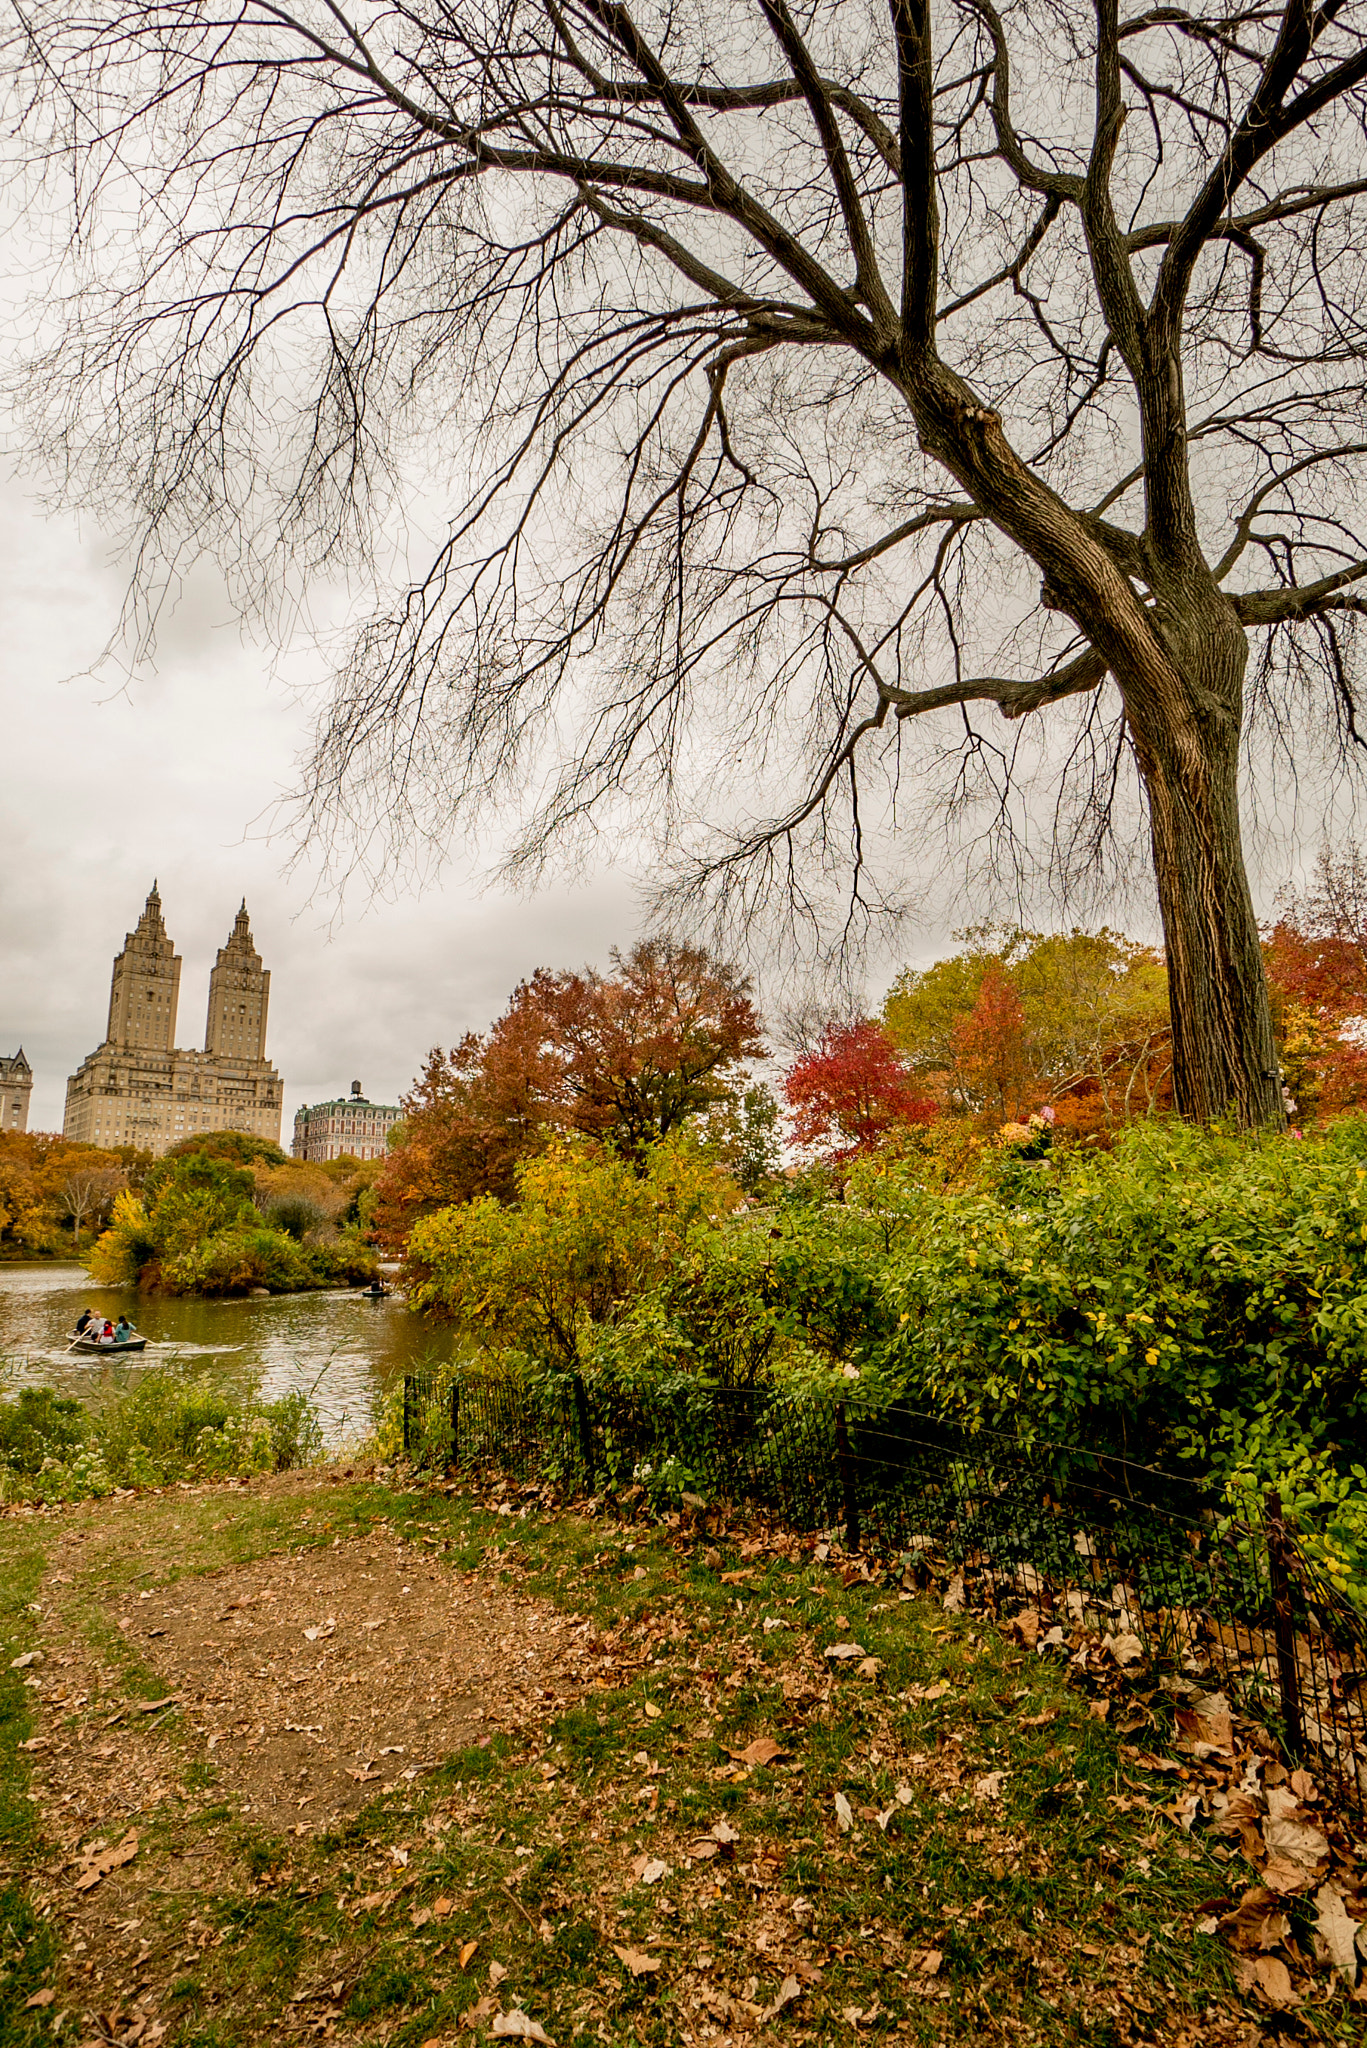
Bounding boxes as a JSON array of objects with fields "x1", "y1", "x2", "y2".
[{"x1": 0, "y1": 1469, "x2": 1349, "y2": 2042}]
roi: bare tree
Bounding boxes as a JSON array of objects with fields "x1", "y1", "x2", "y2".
[
  {"x1": 11, "y1": 0, "x2": 1367, "y2": 1125},
  {"x1": 61, "y1": 1167, "x2": 125, "y2": 1247}
]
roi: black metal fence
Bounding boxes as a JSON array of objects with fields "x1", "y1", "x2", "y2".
[{"x1": 403, "y1": 1367, "x2": 1367, "y2": 1819}]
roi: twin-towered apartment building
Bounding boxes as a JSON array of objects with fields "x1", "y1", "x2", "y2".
[
  {"x1": 62, "y1": 885, "x2": 285, "y2": 1156},
  {"x1": 53, "y1": 885, "x2": 398, "y2": 1162}
]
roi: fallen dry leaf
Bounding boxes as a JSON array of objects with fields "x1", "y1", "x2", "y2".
[
  {"x1": 1253, "y1": 1954, "x2": 1299, "y2": 2008},
  {"x1": 612, "y1": 1945, "x2": 661, "y2": 1978},
  {"x1": 1312, "y1": 1882, "x2": 1362, "y2": 1988},
  {"x1": 22, "y1": 1989, "x2": 55, "y2": 2010},
  {"x1": 943, "y1": 1576, "x2": 966, "y2": 1613},
  {"x1": 491, "y1": 2013, "x2": 556, "y2": 2044},
  {"x1": 726, "y1": 1737, "x2": 787, "y2": 1768},
  {"x1": 834, "y1": 1791, "x2": 854, "y2": 1833},
  {"x1": 74, "y1": 1831, "x2": 138, "y2": 1893},
  {"x1": 1103, "y1": 1632, "x2": 1145, "y2": 1667},
  {"x1": 686, "y1": 1838, "x2": 720, "y2": 1862},
  {"x1": 856, "y1": 1657, "x2": 882, "y2": 1679},
  {"x1": 1262, "y1": 1815, "x2": 1330, "y2": 1881},
  {"x1": 760, "y1": 1975, "x2": 802, "y2": 2020},
  {"x1": 711, "y1": 1820, "x2": 739, "y2": 1845},
  {"x1": 913, "y1": 1949, "x2": 943, "y2": 1977},
  {"x1": 135, "y1": 1696, "x2": 180, "y2": 1714},
  {"x1": 433, "y1": 1896, "x2": 454, "y2": 1920},
  {"x1": 643, "y1": 1701, "x2": 662, "y2": 1720},
  {"x1": 973, "y1": 1772, "x2": 1005, "y2": 1801},
  {"x1": 10, "y1": 1651, "x2": 42, "y2": 1670},
  {"x1": 631, "y1": 1856, "x2": 670, "y2": 1885},
  {"x1": 1218, "y1": 1888, "x2": 1290, "y2": 1954},
  {"x1": 824, "y1": 1642, "x2": 867, "y2": 1662},
  {"x1": 1176, "y1": 1704, "x2": 1233, "y2": 1758},
  {"x1": 458, "y1": 1939, "x2": 479, "y2": 1969}
]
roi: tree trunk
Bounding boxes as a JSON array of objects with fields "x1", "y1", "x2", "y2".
[{"x1": 1126, "y1": 605, "x2": 1283, "y2": 1128}]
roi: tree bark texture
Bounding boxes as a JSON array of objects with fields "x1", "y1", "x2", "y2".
[{"x1": 1126, "y1": 599, "x2": 1283, "y2": 1127}]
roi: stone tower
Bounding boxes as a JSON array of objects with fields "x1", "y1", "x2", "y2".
[
  {"x1": 204, "y1": 901, "x2": 270, "y2": 1060},
  {"x1": 105, "y1": 883, "x2": 182, "y2": 1052},
  {"x1": 0, "y1": 1049, "x2": 32, "y2": 1132}
]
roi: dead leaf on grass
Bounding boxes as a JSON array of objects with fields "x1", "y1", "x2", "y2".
[
  {"x1": 613, "y1": 1945, "x2": 661, "y2": 1978},
  {"x1": 943, "y1": 1576, "x2": 966, "y2": 1613},
  {"x1": 834, "y1": 1791, "x2": 854, "y2": 1833},
  {"x1": 1262, "y1": 1816, "x2": 1330, "y2": 1881},
  {"x1": 710, "y1": 1820, "x2": 739, "y2": 1845},
  {"x1": 22, "y1": 1989, "x2": 54, "y2": 2009},
  {"x1": 1175, "y1": 1705, "x2": 1233, "y2": 1758},
  {"x1": 1252, "y1": 1955, "x2": 1300, "y2": 2008},
  {"x1": 726, "y1": 1737, "x2": 787, "y2": 1768},
  {"x1": 686, "y1": 1839, "x2": 720, "y2": 1862},
  {"x1": 10, "y1": 1651, "x2": 42, "y2": 1670},
  {"x1": 912, "y1": 1949, "x2": 943, "y2": 1977},
  {"x1": 303, "y1": 1618, "x2": 336, "y2": 1642},
  {"x1": 631, "y1": 1855, "x2": 671, "y2": 1884},
  {"x1": 74, "y1": 1832, "x2": 138, "y2": 1893},
  {"x1": 857, "y1": 1657, "x2": 882, "y2": 1678},
  {"x1": 1217, "y1": 1888, "x2": 1290, "y2": 1953},
  {"x1": 458, "y1": 1939, "x2": 479, "y2": 1969},
  {"x1": 492, "y1": 2013, "x2": 556, "y2": 2043},
  {"x1": 643, "y1": 1701, "x2": 662, "y2": 1720},
  {"x1": 136, "y1": 1696, "x2": 180, "y2": 1714},
  {"x1": 824, "y1": 1641, "x2": 866, "y2": 1661},
  {"x1": 760, "y1": 1975, "x2": 801, "y2": 2020},
  {"x1": 1312, "y1": 1882, "x2": 1363, "y2": 1988},
  {"x1": 973, "y1": 1772, "x2": 1005, "y2": 1801}
]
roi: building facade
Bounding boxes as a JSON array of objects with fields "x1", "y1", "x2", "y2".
[
  {"x1": 63, "y1": 887, "x2": 284, "y2": 1156},
  {"x1": 0, "y1": 1050, "x2": 32, "y2": 1133},
  {"x1": 293, "y1": 1081, "x2": 400, "y2": 1162}
]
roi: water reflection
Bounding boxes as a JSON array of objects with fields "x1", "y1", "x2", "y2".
[{"x1": 0, "y1": 1262, "x2": 465, "y2": 1449}]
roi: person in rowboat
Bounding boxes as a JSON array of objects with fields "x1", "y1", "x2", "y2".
[
  {"x1": 74, "y1": 1307, "x2": 94, "y2": 1336},
  {"x1": 114, "y1": 1316, "x2": 134, "y2": 1343}
]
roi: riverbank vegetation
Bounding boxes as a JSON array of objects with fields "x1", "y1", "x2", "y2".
[
  {"x1": 0, "y1": 1366, "x2": 322, "y2": 1503},
  {"x1": 90, "y1": 1145, "x2": 377, "y2": 1296},
  {"x1": 0, "y1": 1132, "x2": 149, "y2": 1260}
]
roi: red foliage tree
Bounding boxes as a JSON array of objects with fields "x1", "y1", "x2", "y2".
[
  {"x1": 1264, "y1": 848, "x2": 1367, "y2": 1121},
  {"x1": 783, "y1": 1020, "x2": 936, "y2": 1160}
]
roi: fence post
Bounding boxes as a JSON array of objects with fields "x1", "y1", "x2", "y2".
[
  {"x1": 450, "y1": 1381, "x2": 460, "y2": 1470},
  {"x1": 1266, "y1": 1491, "x2": 1304, "y2": 1754},
  {"x1": 835, "y1": 1401, "x2": 861, "y2": 1553},
  {"x1": 403, "y1": 1376, "x2": 413, "y2": 1461},
  {"x1": 572, "y1": 1373, "x2": 597, "y2": 1494}
]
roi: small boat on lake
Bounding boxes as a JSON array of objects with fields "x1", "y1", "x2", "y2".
[{"x1": 69, "y1": 1326, "x2": 149, "y2": 1354}]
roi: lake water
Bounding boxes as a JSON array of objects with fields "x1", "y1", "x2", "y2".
[{"x1": 0, "y1": 1262, "x2": 466, "y2": 1450}]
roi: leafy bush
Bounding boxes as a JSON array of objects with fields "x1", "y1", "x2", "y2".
[
  {"x1": 0, "y1": 1388, "x2": 87, "y2": 1474},
  {"x1": 89, "y1": 1152, "x2": 378, "y2": 1295},
  {"x1": 262, "y1": 1196, "x2": 328, "y2": 1241},
  {"x1": 406, "y1": 1136, "x2": 742, "y2": 1364}
]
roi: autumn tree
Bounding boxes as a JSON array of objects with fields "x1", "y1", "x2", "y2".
[
  {"x1": 783, "y1": 1019, "x2": 936, "y2": 1160},
  {"x1": 374, "y1": 939, "x2": 763, "y2": 1238},
  {"x1": 14, "y1": 0, "x2": 1367, "y2": 1128},
  {"x1": 884, "y1": 928, "x2": 1170, "y2": 1124},
  {"x1": 1264, "y1": 846, "x2": 1367, "y2": 1120}
]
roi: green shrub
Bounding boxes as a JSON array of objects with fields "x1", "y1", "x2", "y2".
[
  {"x1": 0, "y1": 1367, "x2": 324, "y2": 1502},
  {"x1": 0, "y1": 1388, "x2": 87, "y2": 1474}
]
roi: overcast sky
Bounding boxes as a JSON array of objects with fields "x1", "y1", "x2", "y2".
[{"x1": 0, "y1": 470, "x2": 665, "y2": 1133}]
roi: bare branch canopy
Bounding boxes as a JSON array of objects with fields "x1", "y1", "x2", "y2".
[{"x1": 9, "y1": 0, "x2": 1367, "y2": 1123}]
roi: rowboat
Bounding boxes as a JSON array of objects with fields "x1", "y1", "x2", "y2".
[{"x1": 69, "y1": 1332, "x2": 148, "y2": 1354}]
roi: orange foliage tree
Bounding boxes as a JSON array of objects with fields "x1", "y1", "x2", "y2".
[
  {"x1": 1264, "y1": 848, "x2": 1367, "y2": 1122},
  {"x1": 372, "y1": 940, "x2": 763, "y2": 1244}
]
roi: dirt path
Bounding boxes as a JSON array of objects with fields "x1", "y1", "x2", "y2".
[{"x1": 18, "y1": 1498, "x2": 593, "y2": 2044}]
